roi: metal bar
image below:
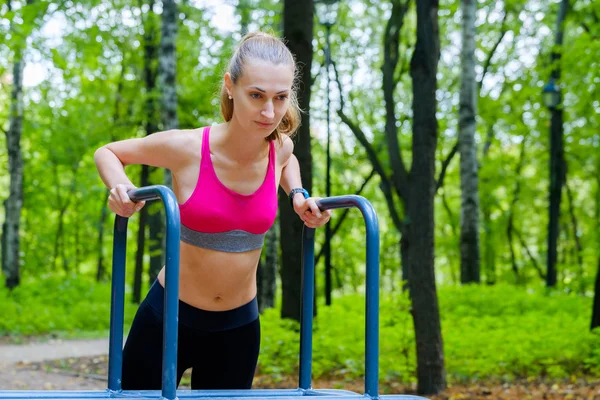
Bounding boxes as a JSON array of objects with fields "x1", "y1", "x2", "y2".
[
  {"x1": 299, "y1": 226, "x2": 316, "y2": 390},
  {"x1": 128, "y1": 185, "x2": 180, "y2": 400},
  {"x1": 314, "y1": 196, "x2": 380, "y2": 399},
  {"x1": 107, "y1": 216, "x2": 128, "y2": 392},
  {"x1": 0, "y1": 390, "x2": 429, "y2": 400}
]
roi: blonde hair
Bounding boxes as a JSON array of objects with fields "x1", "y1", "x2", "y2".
[{"x1": 220, "y1": 31, "x2": 301, "y2": 142}]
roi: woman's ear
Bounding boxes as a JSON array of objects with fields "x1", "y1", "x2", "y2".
[{"x1": 224, "y1": 72, "x2": 233, "y2": 96}]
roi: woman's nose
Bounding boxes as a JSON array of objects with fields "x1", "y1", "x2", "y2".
[{"x1": 261, "y1": 102, "x2": 274, "y2": 119}]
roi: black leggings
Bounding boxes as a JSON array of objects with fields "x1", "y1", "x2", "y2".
[{"x1": 122, "y1": 281, "x2": 260, "y2": 390}]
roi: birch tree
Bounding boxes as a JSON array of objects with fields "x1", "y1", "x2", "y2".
[
  {"x1": 2, "y1": 0, "x2": 40, "y2": 289},
  {"x1": 458, "y1": 0, "x2": 480, "y2": 283}
]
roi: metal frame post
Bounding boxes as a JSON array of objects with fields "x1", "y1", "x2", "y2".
[
  {"x1": 299, "y1": 195, "x2": 380, "y2": 399},
  {"x1": 106, "y1": 185, "x2": 180, "y2": 400}
]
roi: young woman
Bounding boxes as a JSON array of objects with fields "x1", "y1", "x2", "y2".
[{"x1": 94, "y1": 32, "x2": 331, "y2": 390}]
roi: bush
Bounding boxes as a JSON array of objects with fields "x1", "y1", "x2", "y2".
[
  {"x1": 259, "y1": 284, "x2": 599, "y2": 384},
  {"x1": 2, "y1": 278, "x2": 598, "y2": 385},
  {"x1": 0, "y1": 275, "x2": 138, "y2": 336}
]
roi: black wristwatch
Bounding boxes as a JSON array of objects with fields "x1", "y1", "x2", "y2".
[{"x1": 288, "y1": 188, "x2": 309, "y2": 207}]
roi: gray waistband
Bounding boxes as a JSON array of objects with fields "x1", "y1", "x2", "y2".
[{"x1": 180, "y1": 225, "x2": 265, "y2": 253}]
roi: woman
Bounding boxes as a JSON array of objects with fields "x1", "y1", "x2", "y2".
[{"x1": 94, "y1": 32, "x2": 331, "y2": 390}]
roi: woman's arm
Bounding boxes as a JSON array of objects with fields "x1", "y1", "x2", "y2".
[
  {"x1": 279, "y1": 137, "x2": 331, "y2": 228},
  {"x1": 94, "y1": 129, "x2": 191, "y2": 189},
  {"x1": 94, "y1": 129, "x2": 193, "y2": 216}
]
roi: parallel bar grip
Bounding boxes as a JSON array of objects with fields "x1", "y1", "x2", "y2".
[
  {"x1": 299, "y1": 195, "x2": 380, "y2": 399},
  {"x1": 107, "y1": 185, "x2": 180, "y2": 400}
]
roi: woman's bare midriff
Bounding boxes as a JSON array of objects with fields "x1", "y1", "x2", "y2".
[{"x1": 156, "y1": 241, "x2": 260, "y2": 311}]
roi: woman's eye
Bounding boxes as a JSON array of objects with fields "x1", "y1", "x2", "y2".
[
  {"x1": 250, "y1": 93, "x2": 261, "y2": 99},
  {"x1": 277, "y1": 96, "x2": 288, "y2": 101}
]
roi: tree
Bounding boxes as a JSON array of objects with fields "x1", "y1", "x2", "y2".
[
  {"x1": 2, "y1": 0, "x2": 40, "y2": 289},
  {"x1": 133, "y1": 0, "x2": 161, "y2": 303},
  {"x1": 159, "y1": 0, "x2": 179, "y2": 189},
  {"x1": 546, "y1": 0, "x2": 569, "y2": 288},
  {"x1": 458, "y1": 0, "x2": 481, "y2": 284},
  {"x1": 334, "y1": 0, "x2": 446, "y2": 393},
  {"x1": 280, "y1": 0, "x2": 314, "y2": 321},
  {"x1": 408, "y1": 0, "x2": 446, "y2": 393},
  {"x1": 258, "y1": 225, "x2": 278, "y2": 312}
]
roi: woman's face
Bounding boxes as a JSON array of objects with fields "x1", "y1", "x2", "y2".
[{"x1": 226, "y1": 58, "x2": 294, "y2": 137}]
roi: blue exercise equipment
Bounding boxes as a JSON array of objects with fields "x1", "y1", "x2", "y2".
[{"x1": 0, "y1": 185, "x2": 428, "y2": 400}]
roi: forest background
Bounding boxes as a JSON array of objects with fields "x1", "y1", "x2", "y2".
[{"x1": 1, "y1": 0, "x2": 599, "y2": 397}]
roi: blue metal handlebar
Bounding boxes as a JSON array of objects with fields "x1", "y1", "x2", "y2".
[
  {"x1": 107, "y1": 185, "x2": 180, "y2": 400},
  {"x1": 300, "y1": 195, "x2": 380, "y2": 398},
  {"x1": 107, "y1": 188, "x2": 380, "y2": 400}
]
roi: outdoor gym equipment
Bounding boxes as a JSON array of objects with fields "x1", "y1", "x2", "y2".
[{"x1": 0, "y1": 185, "x2": 428, "y2": 400}]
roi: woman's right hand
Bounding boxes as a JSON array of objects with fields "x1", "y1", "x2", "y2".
[{"x1": 108, "y1": 183, "x2": 146, "y2": 217}]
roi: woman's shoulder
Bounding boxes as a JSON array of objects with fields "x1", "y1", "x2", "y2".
[
  {"x1": 275, "y1": 134, "x2": 294, "y2": 163},
  {"x1": 161, "y1": 127, "x2": 205, "y2": 147}
]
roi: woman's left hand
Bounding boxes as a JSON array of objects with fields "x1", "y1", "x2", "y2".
[{"x1": 293, "y1": 196, "x2": 332, "y2": 228}]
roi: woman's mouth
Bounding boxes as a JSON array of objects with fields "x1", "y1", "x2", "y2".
[{"x1": 256, "y1": 121, "x2": 274, "y2": 128}]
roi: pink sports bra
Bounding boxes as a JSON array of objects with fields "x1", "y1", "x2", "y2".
[{"x1": 178, "y1": 126, "x2": 278, "y2": 252}]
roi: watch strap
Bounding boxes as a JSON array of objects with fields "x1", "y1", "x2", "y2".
[{"x1": 288, "y1": 188, "x2": 309, "y2": 207}]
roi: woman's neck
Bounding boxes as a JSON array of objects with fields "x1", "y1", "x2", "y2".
[{"x1": 215, "y1": 120, "x2": 270, "y2": 163}]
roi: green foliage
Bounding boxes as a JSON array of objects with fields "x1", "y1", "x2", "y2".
[
  {"x1": 258, "y1": 285, "x2": 598, "y2": 385},
  {"x1": 0, "y1": 275, "x2": 138, "y2": 336},
  {"x1": 441, "y1": 284, "x2": 597, "y2": 382},
  {"x1": 1, "y1": 278, "x2": 597, "y2": 384}
]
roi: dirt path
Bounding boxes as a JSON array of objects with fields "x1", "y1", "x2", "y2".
[{"x1": 0, "y1": 339, "x2": 109, "y2": 390}]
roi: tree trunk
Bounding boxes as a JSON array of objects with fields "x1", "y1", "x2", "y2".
[
  {"x1": 592, "y1": 257, "x2": 600, "y2": 330},
  {"x1": 96, "y1": 191, "x2": 109, "y2": 282},
  {"x1": 158, "y1": 0, "x2": 178, "y2": 190},
  {"x1": 546, "y1": 0, "x2": 569, "y2": 288},
  {"x1": 2, "y1": 51, "x2": 25, "y2": 289},
  {"x1": 280, "y1": 0, "x2": 314, "y2": 321},
  {"x1": 408, "y1": 0, "x2": 446, "y2": 394},
  {"x1": 381, "y1": 0, "x2": 410, "y2": 290},
  {"x1": 482, "y1": 204, "x2": 495, "y2": 284},
  {"x1": 481, "y1": 122, "x2": 497, "y2": 284},
  {"x1": 97, "y1": 59, "x2": 127, "y2": 282},
  {"x1": 148, "y1": 204, "x2": 164, "y2": 285},
  {"x1": 565, "y1": 181, "x2": 584, "y2": 293},
  {"x1": 133, "y1": 165, "x2": 150, "y2": 304},
  {"x1": 258, "y1": 225, "x2": 278, "y2": 313},
  {"x1": 74, "y1": 197, "x2": 81, "y2": 272},
  {"x1": 458, "y1": 0, "x2": 480, "y2": 284},
  {"x1": 506, "y1": 138, "x2": 527, "y2": 284},
  {"x1": 138, "y1": 0, "x2": 162, "y2": 294},
  {"x1": 592, "y1": 161, "x2": 600, "y2": 330},
  {"x1": 400, "y1": 235, "x2": 409, "y2": 288}
]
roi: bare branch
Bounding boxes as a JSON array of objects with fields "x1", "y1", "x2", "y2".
[
  {"x1": 338, "y1": 109, "x2": 404, "y2": 233},
  {"x1": 332, "y1": 36, "x2": 405, "y2": 233},
  {"x1": 565, "y1": 180, "x2": 584, "y2": 289},
  {"x1": 381, "y1": 0, "x2": 411, "y2": 200},
  {"x1": 482, "y1": 124, "x2": 494, "y2": 159},
  {"x1": 311, "y1": 59, "x2": 324, "y2": 87},
  {"x1": 441, "y1": 190, "x2": 458, "y2": 238},
  {"x1": 514, "y1": 227, "x2": 545, "y2": 280},
  {"x1": 315, "y1": 169, "x2": 377, "y2": 265},
  {"x1": 506, "y1": 132, "x2": 529, "y2": 283},
  {"x1": 478, "y1": 9, "x2": 508, "y2": 92},
  {"x1": 330, "y1": 59, "x2": 345, "y2": 110},
  {"x1": 581, "y1": 22, "x2": 591, "y2": 34},
  {"x1": 435, "y1": 141, "x2": 458, "y2": 193}
]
